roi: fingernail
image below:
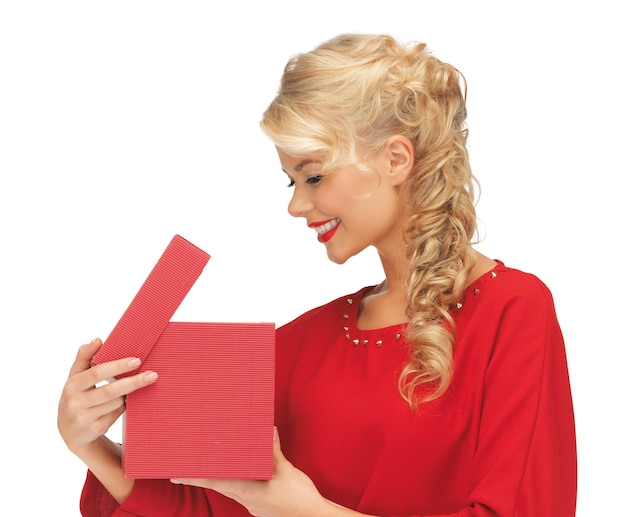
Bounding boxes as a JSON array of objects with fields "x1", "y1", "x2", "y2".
[
  {"x1": 128, "y1": 358, "x2": 141, "y2": 368},
  {"x1": 170, "y1": 479, "x2": 181, "y2": 484},
  {"x1": 90, "y1": 338, "x2": 100, "y2": 345},
  {"x1": 273, "y1": 426, "x2": 278, "y2": 441},
  {"x1": 144, "y1": 371, "x2": 158, "y2": 382}
]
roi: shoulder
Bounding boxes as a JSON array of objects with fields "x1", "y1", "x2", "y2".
[
  {"x1": 276, "y1": 286, "x2": 372, "y2": 340},
  {"x1": 457, "y1": 261, "x2": 562, "y2": 345},
  {"x1": 455, "y1": 262, "x2": 567, "y2": 376},
  {"x1": 462, "y1": 262, "x2": 564, "y2": 348},
  {"x1": 471, "y1": 261, "x2": 557, "y2": 311}
]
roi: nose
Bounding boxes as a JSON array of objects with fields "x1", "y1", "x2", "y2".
[{"x1": 287, "y1": 185, "x2": 314, "y2": 218}]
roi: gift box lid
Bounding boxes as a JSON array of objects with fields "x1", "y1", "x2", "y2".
[{"x1": 91, "y1": 234, "x2": 210, "y2": 377}]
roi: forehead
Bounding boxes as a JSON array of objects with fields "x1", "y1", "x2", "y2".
[{"x1": 276, "y1": 148, "x2": 324, "y2": 173}]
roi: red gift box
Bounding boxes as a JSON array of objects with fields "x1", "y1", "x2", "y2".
[
  {"x1": 91, "y1": 235, "x2": 275, "y2": 479},
  {"x1": 124, "y1": 321, "x2": 274, "y2": 479}
]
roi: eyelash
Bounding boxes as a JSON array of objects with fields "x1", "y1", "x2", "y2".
[{"x1": 286, "y1": 175, "x2": 323, "y2": 188}]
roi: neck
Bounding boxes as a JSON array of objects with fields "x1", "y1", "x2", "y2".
[
  {"x1": 375, "y1": 248, "x2": 410, "y2": 296},
  {"x1": 357, "y1": 256, "x2": 409, "y2": 329}
]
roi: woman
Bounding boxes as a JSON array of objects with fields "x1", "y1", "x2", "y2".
[{"x1": 58, "y1": 33, "x2": 577, "y2": 516}]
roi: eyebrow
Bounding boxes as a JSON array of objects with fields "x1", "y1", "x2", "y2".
[
  {"x1": 295, "y1": 159, "x2": 320, "y2": 172},
  {"x1": 283, "y1": 159, "x2": 322, "y2": 174}
]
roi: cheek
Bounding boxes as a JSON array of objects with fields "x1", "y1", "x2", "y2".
[
  {"x1": 316, "y1": 184, "x2": 353, "y2": 213},
  {"x1": 356, "y1": 189, "x2": 401, "y2": 231},
  {"x1": 323, "y1": 174, "x2": 379, "y2": 213}
]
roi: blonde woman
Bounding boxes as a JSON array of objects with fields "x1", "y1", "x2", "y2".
[{"x1": 59, "y1": 33, "x2": 577, "y2": 516}]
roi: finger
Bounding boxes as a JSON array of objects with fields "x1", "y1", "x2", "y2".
[
  {"x1": 85, "y1": 356, "x2": 142, "y2": 385},
  {"x1": 69, "y1": 355, "x2": 144, "y2": 393},
  {"x1": 87, "y1": 368, "x2": 159, "y2": 408},
  {"x1": 67, "y1": 338, "x2": 103, "y2": 378},
  {"x1": 87, "y1": 400, "x2": 127, "y2": 437},
  {"x1": 171, "y1": 477, "x2": 249, "y2": 497},
  {"x1": 272, "y1": 426, "x2": 287, "y2": 468},
  {"x1": 58, "y1": 378, "x2": 126, "y2": 445},
  {"x1": 73, "y1": 397, "x2": 127, "y2": 439},
  {"x1": 89, "y1": 393, "x2": 126, "y2": 418},
  {"x1": 170, "y1": 478, "x2": 212, "y2": 489}
]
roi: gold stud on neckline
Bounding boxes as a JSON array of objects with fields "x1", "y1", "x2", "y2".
[
  {"x1": 346, "y1": 298, "x2": 353, "y2": 305},
  {"x1": 491, "y1": 271, "x2": 497, "y2": 278}
]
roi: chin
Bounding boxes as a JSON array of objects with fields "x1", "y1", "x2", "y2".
[
  {"x1": 328, "y1": 256, "x2": 349, "y2": 265},
  {"x1": 325, "y1": 245, "x2": 360, "y2": 265}
]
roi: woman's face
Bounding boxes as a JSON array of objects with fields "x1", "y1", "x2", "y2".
[{"x1": 277, "y1": 147, "x2": 408, "y2": 264}]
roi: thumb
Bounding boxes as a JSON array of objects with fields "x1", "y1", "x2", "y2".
[{"x1": 272, "y1": 426, "x2": 287, "y2": 466}]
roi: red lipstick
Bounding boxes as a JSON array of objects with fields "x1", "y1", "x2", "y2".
[{"x1": 308, "y1": 218, "x2": 341, "y2": 243}]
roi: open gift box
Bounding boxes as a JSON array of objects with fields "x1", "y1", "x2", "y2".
[{"x1": 91, "y1": 235, "x2": 275, "y2": 480}]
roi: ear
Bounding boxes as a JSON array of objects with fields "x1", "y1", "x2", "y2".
[{"x1": 384, "y1": 135, "x2": 414, "y2": 186}]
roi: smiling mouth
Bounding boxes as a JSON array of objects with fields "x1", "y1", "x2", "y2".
[
  {"x1": 308, "y1": 218, "x2": 341, "y2": 243},
  {"x1": 311, "y1": 218, "x2": 340, "y2": 234}
]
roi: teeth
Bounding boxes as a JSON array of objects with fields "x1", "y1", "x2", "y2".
[{"x1": 315, "y1": 218, "x2": 340, "y2": 235}]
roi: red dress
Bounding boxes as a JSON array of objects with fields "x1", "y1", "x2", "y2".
[{"x1": 80, "y1": 262, "x2": 577, "y2": 516}]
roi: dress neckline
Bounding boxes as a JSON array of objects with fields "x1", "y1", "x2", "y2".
[
  {"x1": 341, "y1": 260, "x2": 505, "y2": 341},
  {"x1": 337, "y1": 288, "x2": 405, "y2": 349}
]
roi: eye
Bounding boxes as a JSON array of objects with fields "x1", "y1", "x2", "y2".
[
  {"x1": 286, "y1": 178, "x2": 295, "y2": 188},
  {"x1": 306, "y1": 175, "x2": 323, "y2": 185}
]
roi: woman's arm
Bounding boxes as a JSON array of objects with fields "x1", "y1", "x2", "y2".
[{"x1": 57, "y1": 338, "x2": 158, "y2": 504}]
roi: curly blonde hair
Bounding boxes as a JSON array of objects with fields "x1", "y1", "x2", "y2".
[{"x1": 261, "y1": 33, "x2": 478, "y2": 408}]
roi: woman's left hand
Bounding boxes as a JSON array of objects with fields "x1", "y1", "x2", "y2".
[{"x1": 171, "y1": 427, "x2": 332, "y2": 517}]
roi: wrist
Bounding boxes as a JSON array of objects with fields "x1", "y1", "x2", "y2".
[
  {"x1": 75, "y1": 436, "x2": 134, "y2": 504},
  {"x1": 73, "y1": 436, "x2": 119, "y2": 463}
]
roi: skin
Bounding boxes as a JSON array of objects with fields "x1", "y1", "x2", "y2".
[
  {"x1": 57, "y1": 135, "x2": 496, "y2": 516},
  {"x1": 280, "y1": 136, "x2": 417, "y2": 330},
  {"x1": 57, "y1": 338, "x2": 158, "y2": 503}
]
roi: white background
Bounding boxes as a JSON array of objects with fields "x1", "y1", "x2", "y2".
[{"x1": 1, "y1": 1, "x2": 623, "y2": 515}]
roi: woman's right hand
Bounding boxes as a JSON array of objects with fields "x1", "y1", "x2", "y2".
[{"x1": 58, "y1": 338, "x2": 159, "y2": 459}]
